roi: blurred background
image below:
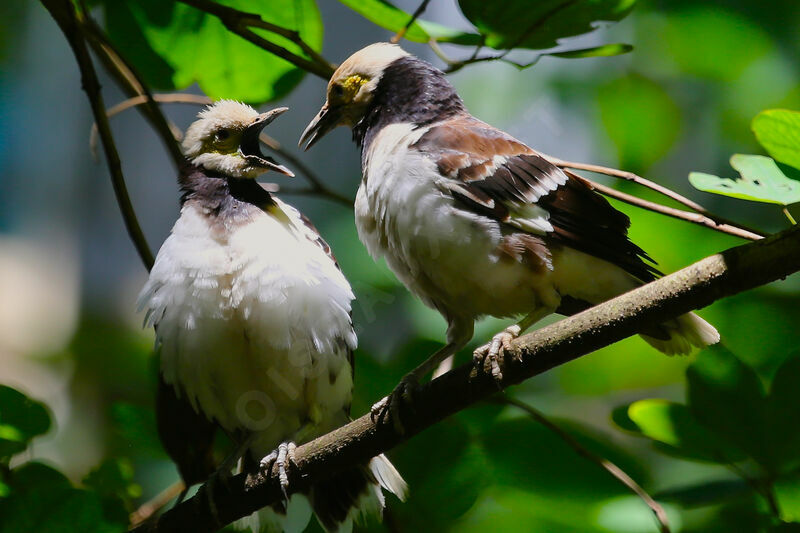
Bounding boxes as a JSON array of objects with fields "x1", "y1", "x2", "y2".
[{"x1": 2, "y1": 0, "x2": 799, "y2": 531}]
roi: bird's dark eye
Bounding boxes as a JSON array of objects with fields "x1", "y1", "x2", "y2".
[
  {"x1": 216, "y1": 129, "x2": 230, "y2": 141},
  {"x1": 332, "y1": 84, "x2": 344, "y2": 97}
]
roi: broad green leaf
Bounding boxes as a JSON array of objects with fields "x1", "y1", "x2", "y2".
[
  {"x1": 595, "y1": 495, "x2": 683, "y2": 533},
  {"x1": 547, "y1": 43, "x2": 633, "y2": 59},
  {"x1": 0, "y1": 385, "x2": 51, "y2": 460},
  {"x1": 687, "y1": 346, "x2": 772, "y2": 470},
  {"x1": 627, "y1": 399, "x2": 746, "y2": 463},
  {"x1": 598, "y1": 75, "x2": 681, "y2": 171},
  {"x1": 336, "y1": 0, "x2": 481, "y2": 45},
  {"x1": 767, "y1": 354, "x2": 800, "y2": 472},
  {"x1": 689, "y1": 154, "x2": 800, "y2": 206},
  {"x1": 0, "y1": 462, "x2": 125, "y2": 533},
  {"x1": 753, "y1": 109, "x2": 800, "y2": 171},
  {"x1": 104, "y1": 0, "x2": 322, "y2": 103},
  {"x1": 481, "y1": 416, "x2": 646, "y2": 500},
  {"x1": 458, "y1": 0, "x2": 637, "y2": 50},
  {"x1": 775, "y1": 473, "x2": 800, "y2": 523}
]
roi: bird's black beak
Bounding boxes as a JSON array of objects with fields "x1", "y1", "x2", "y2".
[
  {"x1": 299, "y1": 104, "x2": 342, "y2": 151},
  {"x1": 240, "y1": 107, "x2": 294, "y2": 176}
]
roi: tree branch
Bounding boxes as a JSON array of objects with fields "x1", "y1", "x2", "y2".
[
  {"x1": 550, "y1": 157, "x2": 766, "y2": 239},
  {"x1": 133, "y1": 223, "x2": 800, "y2": 532},
  {"x1": 79, "y1": 8, "x2": 185, "y2": 170},
  {"x1": 42, "y1": 0, "x2": 154, "y2": 271},
  {"x1": 177, "y1": 0, "x2": 335, "y2": 79},
  {"x1": 391, "y1": 0, "x2": 431, "y2": 43}
]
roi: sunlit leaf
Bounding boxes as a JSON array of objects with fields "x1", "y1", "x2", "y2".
[
  {"x1": 547, "y1": 43, "x2": 633, "y2": 59},
  {"x1": 0, "y1": 386, "x2": 51, "y2": 460},
  {"x1": 336, "y1": 0, "x2": 481, "y2": 45},
  {"x1": 752, "y1": 109, "x2": 800, "y2": 171},
  {"x1": 627, "y1": 399, "x2": 746, "y2": 462},
  {"x1": 458, "y1": 0, "x2": 637, "y2": 50},
  {"x1": 103, "y1": 0, "x2": 323, "y2": 103},
  {"x1": 687, "y1": 346, "x2": 773, "y2": 470},
  {"x1": 775, "y1": 473, "x2": 800, "y2": 523},
  {"x1": 689, "y1": 154, "x2": 800, "y2": 206}
]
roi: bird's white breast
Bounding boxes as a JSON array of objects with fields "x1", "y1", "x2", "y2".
[
  {"x1": 356, "y1": 123, "x2": 560, "y2": 321},
  {"x1": 139, "y1": 199, "x2": 356, "y2": 457}
]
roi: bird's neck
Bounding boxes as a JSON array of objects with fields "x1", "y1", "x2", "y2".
[
  {"x1": 178, "y1": 161, "x2": 274, "y2": 214},
  {"x1": 353, "y1": 56, "x2": 465, "y2": 152}
]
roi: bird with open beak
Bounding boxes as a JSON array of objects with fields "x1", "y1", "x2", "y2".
[
  {"x1": 300, "y1": 43, "x2": 720, "y2": 431},
  {"x1": 139, "y1": 100, "x2": 405, "y2": 532}
]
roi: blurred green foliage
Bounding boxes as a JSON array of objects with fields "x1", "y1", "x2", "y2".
[{"x1": 4, "y1": 0, "x2": 800, "y2": 532}]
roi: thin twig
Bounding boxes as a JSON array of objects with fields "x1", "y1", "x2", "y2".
[
  {"x1": 566, "y1": 171, "x2": 764, "y2": 241},
  {"x1": 783, "y1": 207, "x2": 797, "y2": 225},
  {"x1": 495, "y1": 395, "x2": 671, "y2": 533},
  {"x1": 129, "y1": 480, "x2": 186, "y2": 527},
  {"x1": 177, "y1": 0, "x2": 334, "y2": 79},
  {"x1": 550, "y1": 157, "x2": 765, "y2": 237},
  {"x1": 132, "y1": 224, "x2": 800, "y2": 532},
  {"x1": 42, "y1": 0, "x2": 154, "y2": 271},
  {"x1": 78, "y1": 8, "x2": 184, "y2": 169},
  {"x1": 391, "y1": 0, "x2": 431, "y2": 43}
]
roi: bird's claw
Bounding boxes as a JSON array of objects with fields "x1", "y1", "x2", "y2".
[
  {"x1": 260, "y1": 441, "x2": 297, "y2": 502},
  {"x1": 370, "y1": 374, "x2": 419, "y2": 434},
  {"x1": 472, "y1": 326, "x2": 521, "y2": 382}
]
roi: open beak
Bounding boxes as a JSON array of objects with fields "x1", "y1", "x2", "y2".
[
  {"x1": 299, "y1": 104, "x2": 342, "y2": 151},
  {"x1": 240, "y1": 107, "x2": 294, "y2": 176}
]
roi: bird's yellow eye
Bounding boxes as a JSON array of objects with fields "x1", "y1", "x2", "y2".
[
  {"x1": 331, "y1": 75, "x2": 369, "y2": 103},
  {"x1": 215, "y1": 129, "x2": 230, "y2": 141}
]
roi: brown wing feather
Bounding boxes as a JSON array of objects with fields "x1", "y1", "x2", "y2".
[{"x1": 414, "y1": 117, "x2": 660, "y2": 282}]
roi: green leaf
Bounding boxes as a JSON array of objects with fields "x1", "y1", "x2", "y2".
[
  {"x1": 767, "y1": 353, "x2": 800, "y2": 472},
  {"x1": 0, "y1": 462, "x2": 125, "y2": 533},
  {"x1": 83, "y1": 458, "x2": 142, "y2": 524},
  {"x1": 689, "y1": 154, "x2": 800, "y2": 206},
  {"x1": 627, "y1": 399, "x2": 746, "y2": 463},
  {"x1": 458, "y1": 0, "x2": 637, "y2": 50},
  {"x1": 753, "y1": 109, "x2": 800, "y2": 171},
  {"x1": 775, "y1": 473, "x2": 800, "y2": 523},
  {"x1": 103, "y1": 0, "x2": 323, "y2": 103},
  {"x1": 687, "y1": 346, "x2": 773, "y2": 470},
  {"x1": 0, "y1": 385, "x2": 51, "y2": 460},
  {"x1": 110, "y1": 403, "x2": 164, "y2": 459},
  {"x1": 598, "y1": 75, "x2": 681, "y2": 171},
  {"x1": 547, "y1": 43, "x2": 633, "y2": 59},
  {"x1": 335, "y1": 0, "x2": 480, "y2": 45}
]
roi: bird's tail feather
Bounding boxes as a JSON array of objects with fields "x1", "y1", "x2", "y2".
[
  {"x1": 641, "y1": 312, "x2": 720, "y2": 356},
  {"x1": 310, "y1": 454, "x2": 407, "y2": 532}
]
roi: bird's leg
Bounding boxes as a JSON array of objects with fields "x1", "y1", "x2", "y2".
[
  {"x1": 371, "y1": 341, "x2": 462, "y2": 434},
  {"x1": 473, "y1": 307, "x2": 553, "y2": 382},
  {"x1": 259, "y1": 441, "x2": 298, "y2": 503}
]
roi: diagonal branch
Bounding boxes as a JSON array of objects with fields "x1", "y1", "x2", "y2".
[
  {"x1": 571, "y1": 172, "x2": 765, "y2": 242},
  {"x1": 78, "y1": 7, "x2": 184, "y2": 170},
  {"x1": 133, "y1": 223, "x2": 800, "y2": 533},
  {"x1": 496, "y1": 395, "x2": 671, "y2": 533},
  {"x1": 550, "y1": 157, "x2": 766, "y2": 238},
  {"x1": 177, "y1": 0, "x2": 335, "y2": 79},
  {"x1": 42, "y1": 0, "x2": 154, "y2": 271}
]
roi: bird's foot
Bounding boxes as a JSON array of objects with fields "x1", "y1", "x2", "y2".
[
  {"x1": 259, "y1": 441, "x2": 298, "y2": 503},
  {"x1": 472, "y1": 325, "x2": 522, "y2": 382},
  {"x1": 370, "y1": 373, "x2": 420, "y2": 435}
]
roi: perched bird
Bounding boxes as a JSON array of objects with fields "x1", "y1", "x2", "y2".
[
  {"x1": 299, "y1": 43, "x2": 720, "y2": 425},
  {"x1": 138, "y1": 100, "x2": 405, "y2": 532}
]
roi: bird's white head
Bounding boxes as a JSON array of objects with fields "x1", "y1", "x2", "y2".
[
  {"x1": 299, "y1": 43, "x2": 409, "y2": 150},
  {"x1": 182, "y1": 100, "x2": 294, "y2": 179}
]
